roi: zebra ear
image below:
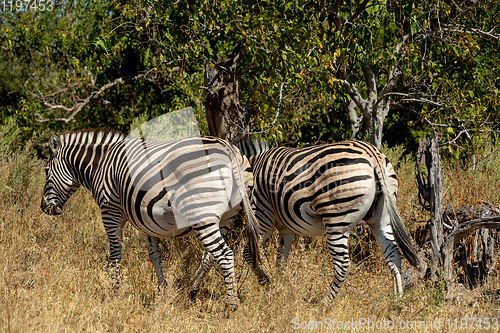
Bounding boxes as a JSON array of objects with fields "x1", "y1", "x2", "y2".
[{"x1": 49, "y1": 134, "x2": 61, "y2": 156}]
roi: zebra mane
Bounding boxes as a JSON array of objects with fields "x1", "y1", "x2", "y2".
[
  {"x1": 251, "y1": 138, "x2": 274, "y2": 152},
  {"x1": 236, "y1": 138, "x2": 274, "y2": 157},
  {"x1": 57, "y1": 129, "x2": 127, "y2": 146}
]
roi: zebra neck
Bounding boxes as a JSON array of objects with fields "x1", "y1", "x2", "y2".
[{"x1": 65, "y1": 143, "x2": 113, "y2": 191}]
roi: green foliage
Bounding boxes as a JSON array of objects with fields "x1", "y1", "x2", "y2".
[
  {"x1": 0, "y1": 0, "x2": 498, "y2": 159},
  {"x1": 0, "y1": 115, "x2": 41, "y2": 206},
  {"x1": 0, "y1": 120, "x2": 39, "y2": 206},
  {"x1": 129, "y1": 112, "x2": 150, "y2": 135},
  {"x1": 425, "y1": 275, "x2": 447, "y2": 309},
  {"x1": 0, "y1": 117, "x2": 20, "y2": 161},
  {"x1": 5, "y1": 143, "x2": 39, "y2": 205}
]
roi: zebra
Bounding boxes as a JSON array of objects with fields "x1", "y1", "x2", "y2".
[
  {"x1": 40, "y1": 129, "x2": 259, "y2": 308},
  {"x1": 232, "y1": 138, "x2": 420, "y2": 302}
]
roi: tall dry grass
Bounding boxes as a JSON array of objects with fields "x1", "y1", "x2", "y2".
[{"x1": 0, "y1": 144, "x2": 499, "y2": 332}]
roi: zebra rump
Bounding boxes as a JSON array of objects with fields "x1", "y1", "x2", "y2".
[{"x1": 236, "y1": 139, "x2": 420, "y2": 302}]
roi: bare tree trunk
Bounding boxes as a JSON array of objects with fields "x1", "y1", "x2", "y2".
[
  {"x1": 414, "y1": 134, "x2": 500, "y2": 296},
  {"x1": 415, "y1": 135, "x2": 444, "y2": 282},
  {"x1": 203, "y1": 44, "x2": 250, "y2": 142},
  {"x1": 347, "y1": 99, "x2": 362, "y2": 140},
  {"x1": 445, "y1": 203, "x2": 499, "y2": 288},
  {"x1": 337, "y1": 64, "x2": 397, "y2": 149}
]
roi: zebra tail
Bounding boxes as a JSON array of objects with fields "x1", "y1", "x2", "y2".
[
  {"x1": 228, "y1": 144, "x2": 261, "y2": 269},
  {"x1": 385, "y1": 189, "x2": 421, "y2": 268},
  {"x1": 375, "y1": 164, "x2": 421, "y2": 269},
  {"x1": 242, "y1": 193, "x2": 261, "y2": 269}
]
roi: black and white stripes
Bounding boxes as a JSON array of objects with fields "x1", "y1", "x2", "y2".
[
  {"x1": 40, "y1": 130, "x2": 259, "y2": 307},
  {"x1": 238, "y1": 139, "x2": 419, "y2": 301}
]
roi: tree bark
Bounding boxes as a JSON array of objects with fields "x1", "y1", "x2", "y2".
[
  {"x1": 415, "y1": 135, "x2": 444, "y2": 282},
  {"x1": 337, "y1": 64, "x2": 398, "y2": 149},
  {"x1": 203, "y1": 44, "x2": 250, "y2": 142},
  {"x1": 443, "y1": 215, "x2": 500, "y2": 288}
]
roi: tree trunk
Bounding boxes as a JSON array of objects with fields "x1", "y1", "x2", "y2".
[
  {"x1": 203, "y1": 44, "x2": 250, "y2": 142},
  {"x1": 445, "y1": 203, "x2": 498, "y2": 288},
  {"x1": 337, "y1": 64, "x2": 396, "y2": 149},
  {"x1": 415, "y1": 135, "x2": 444, "y2": 282}
]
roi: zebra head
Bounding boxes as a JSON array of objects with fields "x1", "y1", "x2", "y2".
[{"x1": 41, "y1": 134, "x2": 80, "y2": 215}]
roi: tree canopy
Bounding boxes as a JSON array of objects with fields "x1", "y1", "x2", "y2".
[{"x1": 1, "y1": 0, "x2": 499, "y2": 158}]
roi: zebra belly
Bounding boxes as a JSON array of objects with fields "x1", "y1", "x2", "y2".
[
  {"x1": 139, "y1": 195, "x2": 239, "y2": 238},
  {"x1": 280, "y1": 202, "x2": 326, "y2": 237},
  {"x1": 152, "y1": 199, "x2": 189, "y2": 228},
  {"x1": 128, "y1": 198, "x2": 191, "y2": 238}
]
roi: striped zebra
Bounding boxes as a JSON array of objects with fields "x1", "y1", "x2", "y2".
[
  {"x1": 40, "y1": 129, "x2": 259, "y2": 307},
  {"x1": 234, "y1": 139, "x2": 420, "y2": 302}
]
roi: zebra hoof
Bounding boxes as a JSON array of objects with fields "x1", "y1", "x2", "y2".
[
  {"x1": 258, "y1": 274, "x2": 270, "y2": 286},
  {"x1": 188, "y1": 289, "x2": 199, "y2": 302},
  {"x1": 320, "y1": 294, "x2": 335, "y2": 304},
  {"x1": 156, "y1": 281, "x2": 167, "y2": 293},
  {"x1": 224, "y1": 302, "x2": 239, "y2": 316}
]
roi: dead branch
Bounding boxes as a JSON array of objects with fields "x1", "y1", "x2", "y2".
[
  {"x1": 32, "y1": 70, "x2": 153, "y2": 123},
  {"x1": 414, "y1": 140, "x2": 430, "y2": 206}
]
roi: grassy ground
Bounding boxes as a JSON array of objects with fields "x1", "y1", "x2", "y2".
[{"x1": 1, "y1": 145, "x2": 500, "y2": 332}]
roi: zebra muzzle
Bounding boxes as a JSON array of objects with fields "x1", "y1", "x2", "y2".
[
  {"x1": 45, "y1": 204, "x2": 62, "y2": 215},
  {"x1": 41, "y1": 199, "x2": 63, "y2": 215}
]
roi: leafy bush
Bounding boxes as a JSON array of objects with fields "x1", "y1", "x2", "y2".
[
  {"x1": 5, "y1": 142, "x2": 39, "y2": 205},
  {"x1": 0, "y1": 117, "x2": 21, "y2": 162},
  {"x1": 0, "y1": 118, "x2": 40, "y2": 206}
]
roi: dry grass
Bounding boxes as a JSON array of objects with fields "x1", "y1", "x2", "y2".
[{"x1": 1, "y1": 146, "x2": 500, "y2": 332}]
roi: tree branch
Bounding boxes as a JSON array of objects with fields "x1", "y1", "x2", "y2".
[
  {"x1": 440, "y1": 24, "x2": 500, "y2": 40},
  {"x1": 32, "y1": 71, "x2": 153, "y2": 123},
  {"x1": 439, "y1": 129, "x2": 471, "y2": 147},
  {"x1": 337, "y1": 65, "x2": 368, "y2": 117},
  {"x1": 244, "y1": 82, "x2": 285, "y2": 135}
]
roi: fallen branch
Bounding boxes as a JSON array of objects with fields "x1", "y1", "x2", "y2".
[{"x1": 443, "y1": 215, "x2": 500, "y2": 287}]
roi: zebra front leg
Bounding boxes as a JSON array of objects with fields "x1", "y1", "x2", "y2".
[
  {"x1": 189, "y1": 250, "x2": 215, "y2": 301},
  {"x1": 105, "y1": 225, "x2": 124, "y2": 289},
  {"x1": 102, "y1": 213, "x2": 126, "y2": 289},
  {"x1": 195, "y1": 222, "x2": 239, "y2": 309},
  {"x1": 323, "y1": 228, "x2": 351, "y2": 303},
  {"x1": 146, "y1": 235, "x2": 165, "y2": 287}
]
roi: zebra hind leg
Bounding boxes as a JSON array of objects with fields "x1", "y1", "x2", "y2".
[
  {"x1": 189, "y1": 250, "x2": 215, "y2": 301},
  {"x1": 194, "y1": 222, "x2": 239, "y2": 309},
  {"x1": 189, "y1": 223, "x2": 231, "y2": 300},
  {"x1": 243, "y1": 246, "x2": 270, "y2": 285},
  {"x1": 146, "y1": 235, "x2": 166, "y2": 288},
  {"x1": 365, "y1": 200, "x2": 403, "y2": 296},
  {"x1": 276, "y1": 228, "x2": 294, "y2": 272},
  {"x1": 322, "y1": 228, "x2": 351, "y2": 303},
  {"x1": 243, "y1": 225, "x2": 275, "y2": 285}
]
